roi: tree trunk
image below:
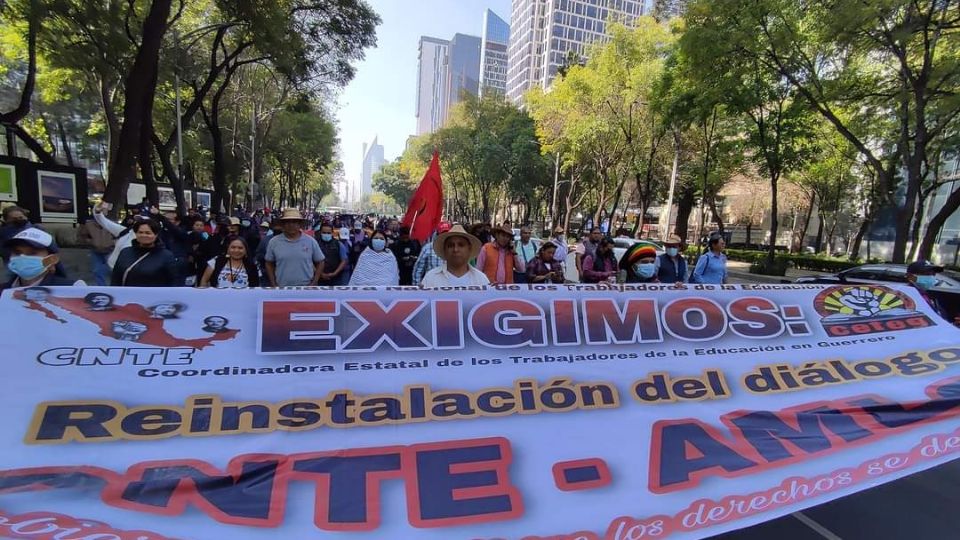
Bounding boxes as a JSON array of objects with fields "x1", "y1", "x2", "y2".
[
  {"x1": 7, "y1": 123, "x2": 55, "y2": 163},
  {"x1": 766, "y1": 174, "x2": 779, "y2": 264},
  {"x1": 918, "y1": 185, "x2": 960, "y2": 261},
  {"x1": 798, "y1": 190, "x2": 816, "y2": 252},
  {"x1": 609, "y1": 177, "x2": 627, "y2": 234},
  {"x1": 153, "y1": 134, "x2": 188, "y2": 213},
  {"x1": 849, "y1": 197, "x2": 877, "y2": 262},
  {"x1": 827, "y1": 215, "x2": 840, "y2": 256},
  {"x1": 138, "y1": 66, "x2": 161, "y2": 205},
  {"x1": 709, "y1": 199, "x2": 724, "y2": 236},
  {"x1": 103, "y1": 0, "x2": 174, "y2": 216},
  {"x1": 0, "y1": 0, "x2": 40, "y2": 125},
  {"x1": 906, "y1": 189, "x2": 932, "y2": 262},
  {"x1": 892, "y1": 97, "x2": 923, "y2": 263},
  {"x1": 746, "y1": 223, "x2": 752, "y2": 247},
  {"x1": 674, "y1": 184, "x2": 696, "y2": 243},
  {"x1": 202, "y1": 102, "x2": 228, "y2": 213},
  {"x1": 56, "y1": 120, "x2": 74, "y2": 167},
  {"x1": 99, "y1": 77, "x2": 121, "y2": 177},
  {"x1": 813, "y1": 213, "x2": 824, "y2": 253}
]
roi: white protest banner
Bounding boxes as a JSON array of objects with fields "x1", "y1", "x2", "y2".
[{"x1": 1, "y1": 283, "x2": 959, "y2": 540}]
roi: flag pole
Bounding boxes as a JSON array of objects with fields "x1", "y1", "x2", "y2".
[{"x1": 408, "y1": 207, "x2": 421, "y2": 239}]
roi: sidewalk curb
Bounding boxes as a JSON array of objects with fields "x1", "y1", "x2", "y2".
[{"x1": 728, "y1": 270, "x2": 792, "y2": 284}]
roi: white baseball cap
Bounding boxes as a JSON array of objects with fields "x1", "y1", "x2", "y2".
[{"x1": 5, "y1": 228, "x2": 57, "y2": 253}]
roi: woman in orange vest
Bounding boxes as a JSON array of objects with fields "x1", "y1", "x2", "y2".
[{"x1": 476, "y1": 225, "x2": 525, "y2": 285}]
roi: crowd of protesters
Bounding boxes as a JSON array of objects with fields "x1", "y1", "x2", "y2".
[{"x1": 2, "y1": 201, "x2": 959, "y2": 326}]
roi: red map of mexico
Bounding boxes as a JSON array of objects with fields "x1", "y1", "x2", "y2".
[{"x1": 13, "y1": 291, "x2": 239, "y2": 349}]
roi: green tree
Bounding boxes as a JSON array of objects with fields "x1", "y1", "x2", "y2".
[
  {"x1": 654, "y1": 36, "x2": 742, "y2": 244},
  {"x1": 261, "y1": 98, "x2": 336, "y2": 209},
  {"x1": 1, "y1": 0, "x2": 379, "y2": 216},
  {"x1": 684, "y1": 2, "x2": 816, "y2": 264},
  {"x1": 373, "y1": 133, "x2": 431, "y2": 207},
  {"x1": 688, "y1": 0, "x2": 960, "y2": 262},
  {"x1": 432, "y1": 93, "x2": 541, "y2": 223},
  {"x1": 373, "y1": 160, "x2": 416, "y2": 207}
]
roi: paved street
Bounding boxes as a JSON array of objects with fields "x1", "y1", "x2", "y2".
[{"x1": 713, "y1": 459, "x2": 960, "y2": 539}]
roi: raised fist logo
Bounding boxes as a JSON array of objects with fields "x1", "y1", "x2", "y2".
[
  {"x1": 111, "y1": 320, "x2": 148, "y2": 341},
  {"x1": 837, "y1": 288, "x2": 882, "y2": 317}
]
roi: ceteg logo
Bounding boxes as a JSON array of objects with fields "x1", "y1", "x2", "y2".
[{"x1": 813, "y1": 285, "x2": 934, "y2": 337}]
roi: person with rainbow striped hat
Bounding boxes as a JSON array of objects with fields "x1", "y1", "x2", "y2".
[{"x1": 619, "y1": 244, "x2": 660, "y2": 284}]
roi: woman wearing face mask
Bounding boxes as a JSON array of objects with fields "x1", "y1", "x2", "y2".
[
  {"x1": 656, "y1": 234, "x2": 687, "y2": 286},
  {"x1": 111, "y1": 219, "x2": 179, "y2": 287},
  {"x1": 0, "y1": 206, "x2": 33, "y2": 264},
  {"x1": 199, "y1": 236, "x2": 261, "y2": 289},
  {"x1": 581, "y1": 237, "x2": 618, "y2": 284},
  {"x1": 348, "y1": 231, "x2": 399, "y2": 286},
  {"x1": 621, "y1": 244, "x2": 660, "y2": 284}
]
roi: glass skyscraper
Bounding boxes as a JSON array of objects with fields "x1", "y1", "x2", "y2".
[
  {"x1": 506, "y1": 0, "x2": 654, "y2": 104},
  {"x1": 415, "y1": 33, "x2": 481, "y2": 135},
  {"x1": 361, "y1": 137, "x2": 385, "y2": 197},
  {"x1": 415, "y1": 37, "x2": 450, "y2": 136},
  {"x1": 480, "y1": 9, "x2": 511, "y2": 97}
]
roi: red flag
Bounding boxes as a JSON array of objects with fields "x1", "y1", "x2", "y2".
[{"x1": 402, "y1": 151, "x2": 444, "y2": 242}]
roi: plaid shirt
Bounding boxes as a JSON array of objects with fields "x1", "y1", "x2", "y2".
[{"x1": 413, "y1": 242, "x2": 444, "y2": 285}]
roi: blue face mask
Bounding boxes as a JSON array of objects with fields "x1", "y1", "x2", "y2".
[
  {"x1": 633, "y1": 262, "x2": 656, "y2": 278},
  {"x1": 371, "y1": 238, "x2": 386, "y2": 251},
  {"x1": 9, "y1": 255, "x2": 49, "y2": 280},
  {"x1": 666, "y1": 247, "x2": 679, "y2": 257},
  {"x1": 915, "y1": 275, "x2": 937, "y2": 290},
  {"x1": 320, "y1": 233, "x2": 333, "y2": 242}
]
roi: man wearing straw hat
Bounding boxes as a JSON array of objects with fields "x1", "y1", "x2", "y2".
[
  {"x1": 477, "y1": 224, "x2": 525, "y2": 285},
  {"x1": 421, "y1": 224, "x2": 490, "y2": 287},
  {"x1": 264, "y1": 208, "x2": 325, "y2": 287},
  {"x1": 656, "y1": 234, "x2": 688, "y2": 286}
]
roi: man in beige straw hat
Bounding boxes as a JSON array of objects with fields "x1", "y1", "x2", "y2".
[
  {"x1": 421, "y1": 224, "x2": 490, "y2": 287},
  {"x1": 264, "y1": 208, "x2": 325, "y2": 287},
  {"x1": 476, "y1": 223, "x2": 526, "y2": 285},
  {"x1": 656, "y1": 233, "x2": 687, "y2": 285}
]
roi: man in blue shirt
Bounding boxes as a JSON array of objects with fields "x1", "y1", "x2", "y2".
[
  {"x1": 656, "y1": 234, "x2": 688, "y2": 285},
  {"x1": 692, "y1": 235, "x2": 727, "y2": 284}
]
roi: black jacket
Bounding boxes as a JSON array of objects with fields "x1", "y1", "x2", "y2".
[
  {"x1": 1, "y1": 272, "x2": 75, "y2": 292},
  {"x1": 111, "y1": 244, "x2": 178, "y2": 287},
  {"x1": 156, "y1": 214, "x2": 191, "y2": 259}
]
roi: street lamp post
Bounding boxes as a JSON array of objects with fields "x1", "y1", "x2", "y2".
[
  {"x1": 663, "y1": 131, "x2": 680, "y2": 238},
  {"x1": 249, "y1": 102, "x2": 256, "y2": 209},
  {"x1": 550, "y1": 152, "x2": 560, "y2": 229},
  {"x1": 174, "y1": 30, "x2": 184, "y2": 190}
]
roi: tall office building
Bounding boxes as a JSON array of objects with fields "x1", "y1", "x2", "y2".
[
  {"x1": 415, "y1": 37, "x2": 449, "y2": 136},
  {"x1": 480, "y1": 9, "x2": 511, "y2": 97},
  {"x1": 361, "y1": 137, "x2": 385, "y2": 197},
  {"x1": 506, "y1": 0, "x2": 653, "y2": 104},
  {"x1": 415, "y1": 33, "x2": 482, "y2": 135},
  {"x1": 446, "y1": 33, "x2": 482, "y2": 114}
]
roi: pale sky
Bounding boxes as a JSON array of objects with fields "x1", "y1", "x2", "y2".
[{"x1": 335, "y1": 0, "x2": 512, "y2": 201}]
